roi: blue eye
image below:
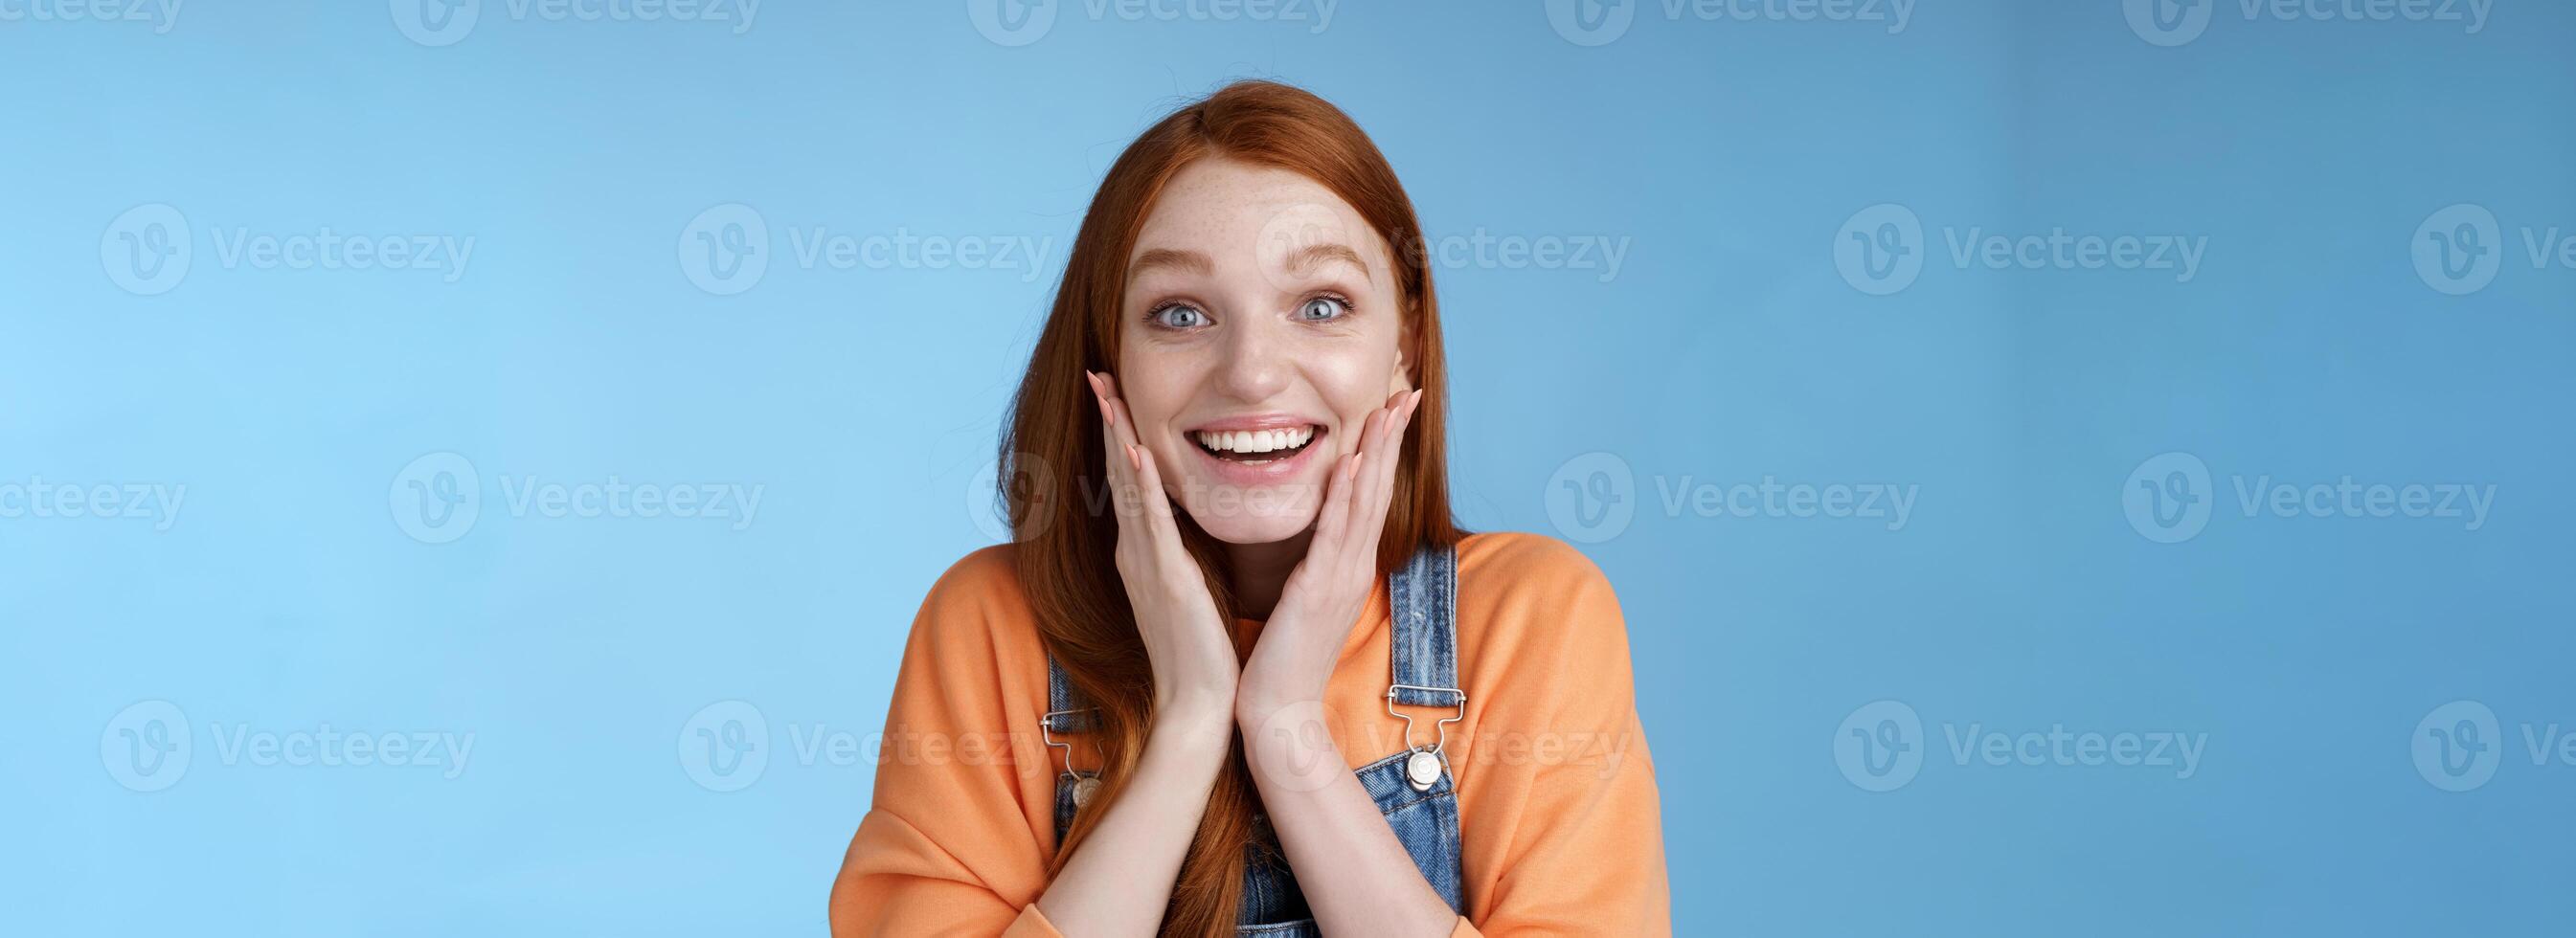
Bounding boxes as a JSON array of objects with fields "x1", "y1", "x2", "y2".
[
  {"x1": 1298, "y1": 296, "x2": 1347, "y2": 321},
  {"x1": 1151, "y1": 303, "x2": 1209, "y2": 328}
]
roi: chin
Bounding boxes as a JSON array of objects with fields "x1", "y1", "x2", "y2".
[{"x1": 1174, "y1": 482, "x2": 1324, "y2": 544}]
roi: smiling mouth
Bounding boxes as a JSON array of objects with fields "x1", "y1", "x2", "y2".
[{"x1": 1190, "y1": 425, "x2": 1323, "y2": 465}]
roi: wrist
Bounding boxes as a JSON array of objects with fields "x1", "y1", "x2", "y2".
[
  {"x1": 1233, "y1": 679, "x2": 1325, "y2": 727},
  {"x1": 1150, "y1": 692, "x2": 1237, "y2": 747}
]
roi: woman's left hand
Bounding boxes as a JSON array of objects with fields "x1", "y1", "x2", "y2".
[{"x1": 1237, "y1": 388, "x2": 1422, "y2": 719}]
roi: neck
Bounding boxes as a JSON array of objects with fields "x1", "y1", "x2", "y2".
[{"x1": 1222, "y1": 529, "x2": 1312, "y2": 620}]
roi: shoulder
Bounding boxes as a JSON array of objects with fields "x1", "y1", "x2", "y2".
[
  {"x1": 920, "y1": 542, "x2": 1028, "y2": 613},
  {"x1": 905, "y1": 543, "x2": 1042, "y2": 659},
  {"x1": 1449, "y1": 531, "x2": 1641, "y2": 713},
  {"x1": 1456, "y1": 529, "x2": 1616, "y2": 602},
  {"x1": 1452, "y1": 530, "x2": 1625, "y2": 650}
]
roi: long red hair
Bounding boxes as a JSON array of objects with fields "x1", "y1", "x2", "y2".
[{"x1": 998, "y1": 79, "x2": 1461, "y2": 935}]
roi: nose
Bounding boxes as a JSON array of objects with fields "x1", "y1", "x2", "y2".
[{"x1": 1211, "y1": 308, "x2": 1291, "y2": 403}]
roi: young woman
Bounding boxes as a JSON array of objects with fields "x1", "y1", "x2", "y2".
[{"x1": 828, "y1": 80, "x2": 1670, "y2": 937}]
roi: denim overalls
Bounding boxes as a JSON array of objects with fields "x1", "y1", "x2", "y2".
[{"x1": 1041, "y1": 544, "x2": 1468, "y2": 935}]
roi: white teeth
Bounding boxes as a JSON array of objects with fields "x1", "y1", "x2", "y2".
[{"x1": 1195, "y1": 426, "x2": 1318, "y2": 456}]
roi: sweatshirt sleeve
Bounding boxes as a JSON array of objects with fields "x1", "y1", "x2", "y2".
[
  {"x1": 1453, "y1": 534, "x2": 1673, "y2": 936},
  {"x1": 829, "y1": 547, "x2": 1062, "y2": 937}
]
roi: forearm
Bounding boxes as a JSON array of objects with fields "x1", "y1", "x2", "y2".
[
  {"x1": 1034, "y1": 702, "x2": 1233, "y2": 937},
  {"x1": 1239, "y1": 699, "x2": 1459, "y2": 938}
]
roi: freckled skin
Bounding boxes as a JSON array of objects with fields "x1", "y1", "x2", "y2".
[{"x1": 1117, "y1": 158, "x2": 1412, "y2": 545}]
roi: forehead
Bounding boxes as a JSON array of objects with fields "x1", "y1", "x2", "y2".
[{"x1": 1128, "y1": 157, "x2": 1390, "y2": 274}]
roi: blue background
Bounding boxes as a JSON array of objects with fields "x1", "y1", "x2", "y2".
[{"x1": 7, "y1": 1, "x2": 2572, "y2": 934}]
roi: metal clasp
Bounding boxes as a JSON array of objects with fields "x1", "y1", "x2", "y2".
[
  {"x1": 1040, "y1": 709, "x2": 1103, "y2": 775},
  {"x1": 1387, "y1": 685, "x2": 1465, "y2": 792},
  {"x1": 1384, "y1": 684, "x2": 1465, "y2": 755}
]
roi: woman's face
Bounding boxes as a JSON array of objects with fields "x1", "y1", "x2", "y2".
[{"x1": 1116, "y1": 157, "x2": 1412, "y2": 545}]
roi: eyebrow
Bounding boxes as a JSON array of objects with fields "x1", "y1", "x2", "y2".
[
  {"x1": 1124, "y1": 242, "x2": 1370, "y2": 285},
  {"x1": 1281, "y1": 242, "x2": 1367, "y2": 277},
  {"x1": 1126, "y1": 248, "x2": 1211, "y2": 283}
]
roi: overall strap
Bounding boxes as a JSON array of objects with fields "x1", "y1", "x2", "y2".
[
  {"x1": 1043, "y1": 655, "x2": 1096, "y2": 734},
  {"x1": 1043, "y1": 653, "x2": 1103, "y2": 823},
  {"x1": 1386, "y1": 543, "x2": 1463, "y2": 708}
]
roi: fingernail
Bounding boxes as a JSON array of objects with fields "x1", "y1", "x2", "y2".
[{"x1": 1126, "y1": 444, "x2": 1141, "y2": 471}]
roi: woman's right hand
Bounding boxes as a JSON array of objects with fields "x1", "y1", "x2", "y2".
[{"x1": 1087, "y1": 370, "x2": 1239, "y2": 720}]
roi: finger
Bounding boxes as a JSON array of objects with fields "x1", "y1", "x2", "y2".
[
  {"x1": 1091, "y1": 373, "x2": 1142, "y2": 526},
  {"x1": 1131, "y1": 442, "x2": 1178, "y2": 526},
  {"x1": 1310, "y1": 452, "x2": 1360, "y2": 549},
  {"x1": 1098, "y1": 373, "x2": 1150, "y2": 458},
  {"x1": 1328, "y1": 406, "x2": 1389, "y2": 548},
  {"x1": 1350, "y1": 394, "x2": 1415, "y2": 560}
]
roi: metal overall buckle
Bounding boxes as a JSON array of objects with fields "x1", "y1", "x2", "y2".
[
  {"x1": 1041, "y1": 708, "x2": 1104, "y2": 807},
  {"x1": 1385, "y1": 684, "x2": 1466, "y2": 792}
]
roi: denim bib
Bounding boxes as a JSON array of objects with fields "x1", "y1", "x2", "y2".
[{"x1": 1042, "y1": 544, "x2": 1467, "y2": 934}]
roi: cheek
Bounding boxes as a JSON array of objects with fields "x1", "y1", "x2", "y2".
[
  {"x1": 1115, "y1": 346, "x2": 1201, "y2": 445},
  {"x1": 1309, "y1": 344, "x2": 1400, "y2": 423}
]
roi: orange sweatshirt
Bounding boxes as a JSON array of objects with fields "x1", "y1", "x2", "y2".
[{"x1": 827, "y1": 530, "x2": 1671, "y2": 936}]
